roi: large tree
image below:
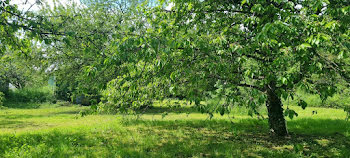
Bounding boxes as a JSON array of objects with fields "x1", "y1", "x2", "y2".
[
  {"x1": 139, "y1": 0, "x2": 350, "y2": 136},
  {"x1": 81, "y1": 0, "x2": 350, "y2": 136},
  {"x1": 100, "y1": 0, "x2": 350, "y2": 136}
]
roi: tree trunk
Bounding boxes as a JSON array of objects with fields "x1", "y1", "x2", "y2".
[{"x1": 266, "y1": 84, "x2": 288, "y2": 136}]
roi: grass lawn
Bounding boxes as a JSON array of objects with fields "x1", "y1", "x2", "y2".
[{"x1": 0, "y1": 102, "x2": 349, "y2": 158}]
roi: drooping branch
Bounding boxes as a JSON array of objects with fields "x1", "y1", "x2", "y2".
[
  {"x1": 237, "y1": 83, "x2": 265, "y2": 92},
  {"x1": 208, "y1": 74, "x2": 265, "y2": 92},
  {"x1": 243, "y1": 54, "x2": 270, "y2": 63},
  {"x1": 314, "y1": 51, "x2": 350, "y2": 83}
]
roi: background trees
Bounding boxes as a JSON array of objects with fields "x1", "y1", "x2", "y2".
[{"x1": 32, "y1": 0, "x2": 154, "y2": 103}]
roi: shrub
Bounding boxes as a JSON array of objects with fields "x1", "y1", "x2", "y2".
[
  {"x1": 99, "y1": 77, "x2": 149, "y2": 113},
  {"x1": 98, "y1": 76, "x2": 163, "y2": 114},
  {"x1": 71, "y1": 93, "x2": 100, "y2": 106},
  {"x1": 7, "y1": 86, "x2": 55, "y2": 103},
  {"x1": 0, "y1": 91, "x2": 5, "y2": 106}
]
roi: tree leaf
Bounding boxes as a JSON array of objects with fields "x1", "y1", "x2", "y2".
[{"x1": 298, "y1": 100, "x2": 308, "y2": 110}]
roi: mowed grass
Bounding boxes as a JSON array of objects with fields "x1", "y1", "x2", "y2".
[{"x1": 0, "y1": 102, "x2": 349, "y2": 158}]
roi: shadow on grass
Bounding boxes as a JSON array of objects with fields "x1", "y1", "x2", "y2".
[
  {"x1": 0, "y1": 118, "x2": 349, "y2": 157},
  {"x1": 3, "y1": 101, "x2": 41, "y2": 109},
  {"x1": 0, "y1": 109, "x2": 82, "y2": 120},
  {"x1": 135, "y1": 105, "x2": 199, "y2": 114},
  {"x1": 51, "y1": 109, "x2": 83, "y2": 115},
  {"x1": 119, "y1": 118, "x2": 350, "y2": 157},
  {"x1": 288, "y1": 118, "x2": 350, "y2": 136},
  {"x1": 2, "y1": 101, "x2": 76, "y2": 109},
  {"x1": 0, "y1": 110, "x2": 82, "y2": 130},
  {"x1": 0, "y1": 120, "x2": 25, "y2": 127},
  {"x1": 0, "y1": 114, "x2": 51, "y2": 120},
  {"x1": 0, "y1": 120, "x2": 42, "y2": 129}
]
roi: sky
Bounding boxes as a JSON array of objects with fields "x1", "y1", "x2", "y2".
[
  {"x1": 10, "y1": 0, "x2": 81, "y2": 12},
  {"x1": 12, "y1": 0, "x2": 174, "y2": 11}
]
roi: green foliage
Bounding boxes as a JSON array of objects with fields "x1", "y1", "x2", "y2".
[
  {"x1": 0, "y1": 48, "x2": 45, "y2": 90},
  {"x1": 6, "y1": 86, "x2": 55, "y2": 103},
  {"x1": 298, "y1": 100, "x2": 308, "y2": 110},
  {"x1": 0, "y1": 91, "x2": 5, "y2": 106},
  {"x1": 29, "y1": 0, "x2": 157, "y2": 102},
  {"x1": 345, "y1": 107, "x2": 350, "y2": 121},
  {"x1": 99, "y1": 71, "x2": 164, "y2": 113},
  {"x1": 86, "y1": 0, "x2": 348, "y2": 120},
  {"x1": 0, "y1": 0, "x2": 58, "y2": 57},
  {"x1": 1, "y1": 0, "x2": 350, "y2": 136},
  {"x1": 284, "y1": 108, "x2": 298, "y2": 119}
]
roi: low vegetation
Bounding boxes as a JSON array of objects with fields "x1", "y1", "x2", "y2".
[
  {"x1": 0, "y1": 92, "x2": 5, "y2": 107},
  {"x1": 0, "y1": 102, "x2": 349, "y2": 157},
  {"x1": 5, "y1": 86, "x2": 55, "y2": 104}
]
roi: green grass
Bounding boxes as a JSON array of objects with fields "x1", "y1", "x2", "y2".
[
  {"x1": 283, "y1": 90, "x2": 350, "y2": 109},
  {"x1": 0, "y1": 102, "x2": 349, "y2": 157}
]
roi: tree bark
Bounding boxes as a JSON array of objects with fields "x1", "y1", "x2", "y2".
[{"x1": 266, "y1": 83, "x2": 289, "y2": 136}]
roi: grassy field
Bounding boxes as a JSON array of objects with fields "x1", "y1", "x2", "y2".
[{"x1": 0, "y1": 102, "x2": 349, "y2": 158}]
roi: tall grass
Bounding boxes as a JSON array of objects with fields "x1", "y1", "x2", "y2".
[
  {"x1": 6, "y1": 86, "x2": 55, "y2": 104},
  {"x1": 284, "y1": 90, "x2": 350, "y2": 109}
]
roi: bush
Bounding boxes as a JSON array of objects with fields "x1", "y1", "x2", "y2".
[
  {"x1": 99, "y1": 76, "x2": 162, "y2": 114},
  {"x1": 0, "y1": 91, "x2": 5, "y2": 106},
  {"x1": 7, "y1": 86, "x2": 55, "y2": 103},
  {"x1": 71, "y1": 93, "x2": 100, "y2": 106}
]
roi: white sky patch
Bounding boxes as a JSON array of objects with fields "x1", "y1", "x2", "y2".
[
  {"x1": 295, "y1": 4, "x2": 302, "y2": 10},
  {"x1": 10, "y1": 0, "x2": 81, "y2": 12},
  {"x1": 165, "y1": 2, "x2": 174, "y2": 11},
  {"x1": 240, "y1": 24, "x2": 247, "y2": 31}
]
